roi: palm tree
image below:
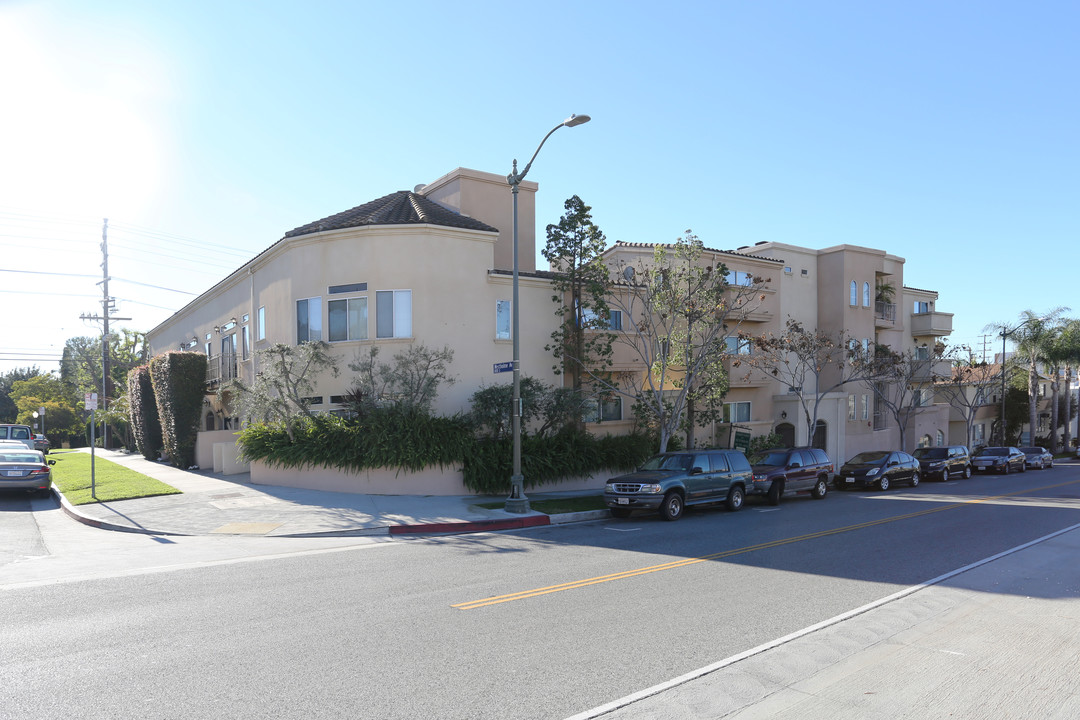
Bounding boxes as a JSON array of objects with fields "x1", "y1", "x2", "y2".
[
  {"x1": 1013, "y1": 308, "x2": 1068, "y2": 445},
  {"x1": 1054, "y1": 319, "x2": 1080, "y2": 452}
]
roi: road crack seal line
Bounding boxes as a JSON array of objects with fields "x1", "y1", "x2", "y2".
[{"x1": 452, "y1": 478, "x2": 1080, "y2": 610}]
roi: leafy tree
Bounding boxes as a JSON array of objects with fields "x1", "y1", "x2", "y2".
[
  {"x1": 231, "y1": 342, "x2": 339, "y2": 442},
  {"x1": 745, "y1": 318, "x2": 872, "y2": 447},
  {"x1": 150, "y1": 352, "x2": 208, "y2": 468},
  {"x1": 128, "y1": 365, "x2": 163, "y2": 461},
  {"x1": 1009, "y1": 308, "x2": 1067, "y2": 445},
  {"x1": 541, "y1": 195, "x2": 614, "y2": 417},
  {"x1": 10, "y1": 373, "x2": 81, "y2": 445},
  {"x1": 859, "y1": 345, "x2": 945, "y2": 451},
  {"x1": 345, "y1": 344, "x2": 455, "y2": 414},
  {"x1": 469, "y1": 377, "x2": 588, "y2": 440},
  {"x1": 1053, "y1": 319, "x2": 1080, "y2": 450},
  {"x1": 599, "y1": 231, "x2": 768, "y2": 452},
  {"x1": 0, "y1": 366, "x2": 42, "y2": 422}
]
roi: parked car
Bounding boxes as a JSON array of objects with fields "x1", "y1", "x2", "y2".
[
  {"x1": 748, "y1": 447, "x2": 833, "y2": 504},
  {"x1": 33, "y1": 434, "x2": 50, "y2": 454},
  {"x1": 0, "y1": 424, "x2": 35, "y2": 451},
  {"x1": 1018, "y1": 446, "x2": 1053, "y2": 470},
  {"x1": 911, "y1": 445, "x2": 972, "y2": 481},
  {"x1": 604, "y1": 449, "x2": 753, "y2": 521},
  {"x1": 836, "y1": 450, "x2": 920, "y2": 491},
  {"x1": 0, "y1": 448, "x2": 55, "y2": 495},
  {"x1": 971, "y1": 446, "x2": 1026, "y2": 474}
]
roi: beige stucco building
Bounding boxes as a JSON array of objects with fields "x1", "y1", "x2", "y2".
[{"x1": 147, "y1": 166, "x2": 957, "y2": 477}]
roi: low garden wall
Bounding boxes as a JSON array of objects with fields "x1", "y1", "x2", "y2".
[{"x1": 250, "y1": 459, "x2": 611, "y2": 496}]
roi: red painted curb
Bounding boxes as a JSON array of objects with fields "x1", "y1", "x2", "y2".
[{"x1": 388, "y1": 515, "x2": 551, "y2": 535}]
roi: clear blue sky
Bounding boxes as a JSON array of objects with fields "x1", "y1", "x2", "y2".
[{"x1": 2, "y1": 0, "x2": 1077, "y2": 374}]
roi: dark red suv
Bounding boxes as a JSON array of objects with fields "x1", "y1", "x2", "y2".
[{"x1": 748, "y1": 447, "x2": 833, "y2": 504}]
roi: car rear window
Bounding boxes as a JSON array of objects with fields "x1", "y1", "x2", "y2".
[
  {"x1": 809, "y1": 449, "x2": 830, "y2": 465},
  {"x1": 728, "y1": 452, "x2": 751, "y2": 472}
]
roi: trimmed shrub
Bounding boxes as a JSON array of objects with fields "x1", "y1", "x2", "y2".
[
  {"x1": 127, "y1": 365, "x2": 163, "y2": 461},
  {"x1": 149, "y1": 352, "x2": 207, "y2": 468}
]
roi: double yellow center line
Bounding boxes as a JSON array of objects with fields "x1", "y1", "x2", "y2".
[{"x1": 452, "y1": 479, "x2": 1080, "y2": 610}]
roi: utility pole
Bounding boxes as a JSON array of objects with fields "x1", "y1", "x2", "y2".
[{"x1": 80, "y1": 218, "x2": 130, "y2": 450}]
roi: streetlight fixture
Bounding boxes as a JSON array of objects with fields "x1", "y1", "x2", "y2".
[{"x1": 504, "y1": 113, "x2": 591, "y2": 513}]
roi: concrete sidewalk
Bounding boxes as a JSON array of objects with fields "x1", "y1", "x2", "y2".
[{"x1": 56, "y1": 448, "x2": 607, "y2": 537}]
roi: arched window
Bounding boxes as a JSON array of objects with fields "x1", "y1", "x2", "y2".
[
  {"x1": 936, "y1": 430, "x2": 945, "y2": 446},
  {"x1": 917, "y1": 434, "x2": 932, "y2": 449},
  {"x1": 863, "y1": 282, "x2": 870, "y2": 307},
  {"x1": 849, "y1": 281, "x2": 857, "y2": 306},
  {"x1": 205, "y1": 412, "x2": 216, "y2": 431},
  {"x1": 813, "y1": 420, "x2": 827, "y2": 450}
]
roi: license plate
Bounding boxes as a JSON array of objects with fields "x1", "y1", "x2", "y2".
[
  {"x1": 617, "y1": 497, "x2": 629, "y2": 505},
  {"x1": 845, "y1": 477, "x2": 855, "y2": 483},
  {"x1": 5, "y1": 470, "x2": 23, "y2": 476}
]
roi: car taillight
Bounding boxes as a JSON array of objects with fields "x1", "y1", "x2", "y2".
[{"x1": 30, "y1": 467, "x2": 49, "y2": 476}]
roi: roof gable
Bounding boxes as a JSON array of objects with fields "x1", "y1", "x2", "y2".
[{"x1": 284, "y1": 191, "x2": 498, "y2": 238}]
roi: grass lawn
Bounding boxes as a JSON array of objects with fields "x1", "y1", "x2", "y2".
[
  {"x1": 476, "y1": 495, "x2": 606, "y2": 515},
  {"x1": 49, "y1": 450, "x2": 181, "y2": 506}
]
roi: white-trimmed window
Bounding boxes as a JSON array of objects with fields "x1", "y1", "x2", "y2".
[
  {"x1": 723, "y1": 401, "x2": 751, "y2": 423},
  {"x1": 725, "y1": 336, "x2": 752, "y2": 355},
  {"x1": 584, "y1": 396, "x2": 623, "y2": 423},
  {"x1": 849, "y1": 281, "x2": 858, "y2": 306},
  {"x1": 607, "y1": 310, "x2": 622, "y2": 331},
  {"x1": 241, "y1": 324, "x2": 250, "y2": 359},
  {"x1": 296, "y1": 298, "x2": 322, "y2": 343},
  {"x1": 863, "y1": 282, "x2": 870, "y2": 307},
  {"x1": 848, "y1": 394, "x2": 856, "y2": 420},
  {"x1": 726, "y1": 269, "x2": 753, "y2": 286},
  {"x1": 914, "y1": 301, "x2": 930, "y2": 314},
  {"x1": 328, "y1": 297, "x2": 368, "y2": 342},
  {"x1": 257, "y1": 306, "x2": 266, "y2": 341},
  {"x1": 496, "y1": 300, "x2": 511, "y2": 340},
  {"x1": 861, "y1": 394, "x2": 869, "y2": 420},
  {"x1": 974, "y1": 423, "x2": 985, "y2": 443},
  {"x1": 936, "y1": 430, "x2": 945, "y2": 446},
  {"x1": 376, "y1": 290, "x2": 412, "y2": 339}
]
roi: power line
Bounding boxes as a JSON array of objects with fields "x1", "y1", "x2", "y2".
[{"x1": 0, "y1": 268, "x2": 100, "y2": 279}]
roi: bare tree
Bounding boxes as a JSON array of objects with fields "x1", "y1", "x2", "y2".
[
  {"x1": 594, "y1": 231, "x2": 769, "y2": 452},
  {"x1": 861, "y1": 345, "x2": 947, "y2": 451},
  {"x1": 935, "y1": 346, "x2": 999, "y2": 450},
  {"x1": 744, "y1": 318, "x2": 871, "y2": 446},
  {"x1": 231, "y1": 342, "x2": 339, "y2": 441}
]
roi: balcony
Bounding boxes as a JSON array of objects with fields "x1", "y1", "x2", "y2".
[
  {"x1": 875, "y1": 301, "x2": 896, "y2": 327},
  {"x1": 911, "y1": 358, "x2": 952, "y2": 383},
  {"x1": 206, "y1": 352, "x2": 239, "y2": 386},
  {"x1": 910, "y1": 310, "x2": 953, "y2": 337}
]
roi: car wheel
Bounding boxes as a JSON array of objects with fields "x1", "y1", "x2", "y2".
[
  {"x1": 963, "y1": 465, "x2": 972, "y2": 479},
  {"x1": 1049, "y1": 459, "x2": 1054, "y2": 468},
  {"x1": 610, "y1": 507, "x2": 632, "y2": 519},
  {"x1": 811, "y1": 477, "x2": 829, "y2": 499},
  {"x1": 878, "y1": 476, "x2": 890, "y2": 491},
  {"x1": 767, "y1": 480, "x2": 784, "y2": 506},
  {"x1": 1002, "y1": 463, "x2": 1009, "y2": 475},
  {"x1": 910, "y1": 471, "x2": 920, "y2": 487},
  {"x1": 659, "y1": 492, "x2": 684, "y2": 521},
  {"x1": 726, "y1": 486, "x2": 745, "y2": 512},
  {"x1": 1020, "y1": 461, "x2": 1026, "y2": 473}
]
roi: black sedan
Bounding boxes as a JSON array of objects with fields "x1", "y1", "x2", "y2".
[
  {"x1": 1019, "y1": 446, "x2": 1053, "y2": 470},
  {"x1": 836, "y1": 450, "x2": 920, "y2": 491},
  {"x1": 971, "y1": 446, "x2": 1027, "y2": 474}
]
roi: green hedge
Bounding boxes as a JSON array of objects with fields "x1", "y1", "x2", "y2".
[
  {"x1": 150, "y1": 352, "x2": 207, "y2": 469},
  {"x1": 237, "y1": 409, "x2": 653, "y2": 494},
  {"x1": 127, "y1": 365, "x2": 163, "y2": 461}
]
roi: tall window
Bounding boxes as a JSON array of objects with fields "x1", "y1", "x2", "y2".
[
  {"x1": 861, "y1": 394, "x2": 869, "y2": 420},
  {"x1": 863, "y1": 282, "x2": 870, "y2": 307},
  {"x1": 328, "y1": 297, "x2": 368, "y2": 342},
  {"x1": 241, "y1": 324, "x2": 250, "y2": 359},
  {"x1": 723, "y1": 401, "x2": 751, "y2": 423},
  {"x1": 936, "y1": 429, "x2": 945, "y2": 446},
  {"x1": 849, "y1": 280, "x2": 857, "y2": 306},
  {"x1": 376, "y1": 290, "x2": 412, "y2": 339},
  {"x1": 848, "y1": 394, "x2": 856, "y2": 420},
  {"x1": 495, "y1": 300, "x2": 511, "y2": 340},
  {"x1": 296, "y1": 298, "x2": 322, "y2": 343},
  {"x1": 607, "y1": 310, "x2": 622, "y2": 331},
  {"x1": 974, "y1": 423, "x2": 985, "y2": 443},
  {"x1": 257, "y1": 306, "x2": 266, "y2": 341}
]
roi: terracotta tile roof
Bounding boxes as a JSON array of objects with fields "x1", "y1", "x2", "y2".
[
  {"x1": 284, "y1": 191, "x2": 498, "y2": 238},
  {"x1": 608, "y1": 240, "x2": 783, "y2": 264}
]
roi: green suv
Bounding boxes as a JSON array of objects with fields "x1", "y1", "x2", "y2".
[{"x1": 604, "y1": 449, "x2": 753, "y2": 521}]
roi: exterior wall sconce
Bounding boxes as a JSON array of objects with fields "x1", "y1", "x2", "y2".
[{"x1": 780, "y1": 411, "x2": 787, "y2": 419}]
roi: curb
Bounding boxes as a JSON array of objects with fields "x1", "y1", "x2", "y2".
[
  {"x1": 55, "y1": 488, "x2": 189, "y2": 537},
  {"x1": 388, "y1": 514, "x2": 551, "y2": 535}
]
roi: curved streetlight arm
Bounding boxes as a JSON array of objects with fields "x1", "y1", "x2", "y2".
[{"x1": 508, "y1": 115, "x2": 590, "y2": 185}]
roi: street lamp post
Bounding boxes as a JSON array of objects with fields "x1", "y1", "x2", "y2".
[
  {"x1": 998, "y1": 317, "x2": 1036, "y2": 445},
  {"x1": 504, "y1": 113, "x2": 590, "y2": 513}
]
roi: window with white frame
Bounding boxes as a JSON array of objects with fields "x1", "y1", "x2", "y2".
[
  {"x1": 974, "y1": 423, "x2": 985, "y2": 442},
  {"x1": 723, "y1": 401, "x2": 751, "y2": 423},
  {"x1": 328, "y1": 296, "x2": 368, "y2": 342},
  {"x1": 849, "y1": 281, "x2": 857, "y2": 306},
  {"x1": 583, "y1": 395, "x2": 623, "y2": 423},
  {"x1": 376, "y1": 290, "x2": 412, "y2": 339},
  {"x1": 862, "y1": 338, "x2": 871, "y2": 357},
  {"x1": 863, "y1": 281, "x2": 870, "y2": 307},
  {"x1": 914, "y1": 301, "x2": 930, "y2": 314},
  {"x1": 913, "y1": 389, "x2": 923, "y2": 407},
  {"x1": 257, "y1": 306, "x2": 266, "y2": 341},
  {"x1": 936, "y1": 429, "x2": 945, "y2": 446},
  {"x1": 607, "y1": 310, "x2": 622, "y2": 331},
  {"x1": 848, "y1": 394, "x2": 856, "y2": 420},
  {"x1": 296, "y1": 298, "x2": 322, "y2": 343},
  {"x1": 725, "y1": 336, "x2": 752, "y2": 355},
  {"x1": 861, "y1": 394, "x2": 869, "y2": 420},
  {"x1": 495, "y1": 300, "x2": 511, "y2": 340},
  {"x1": 726, "y1": 269, "x2": 753, "y2": 286},
  {"x1": 241, "y1": 324, "x2": 250, "y2": 359}
]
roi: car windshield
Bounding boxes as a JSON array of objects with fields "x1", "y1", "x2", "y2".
[
  {"x1": 751, "y1": 450, "x2": 791, "y2": 466},
  {"x1": 848, "y1": 451, "x2": 890, "y2": 464},
  {"x1": 975, "y1": 448, "x2": 1007, "y2": 457},
  {"x1": 912, "y1": 448, "x2": 947, "y2": 459},
  {"x1": 639, "y1": 454, "x2": 693, "y2": 472}
]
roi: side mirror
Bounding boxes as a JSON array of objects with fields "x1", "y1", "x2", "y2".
[
  {"x1": 48, "y1": 460, "x2": 56, "y2": 466},
  {"x1": 689, "y1": 467, "x2": 703, "y2": 475}
]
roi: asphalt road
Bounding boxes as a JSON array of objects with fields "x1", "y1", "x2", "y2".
[{"x1": 4, "y1": 464, "x2": 1080, "y2": 719}]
